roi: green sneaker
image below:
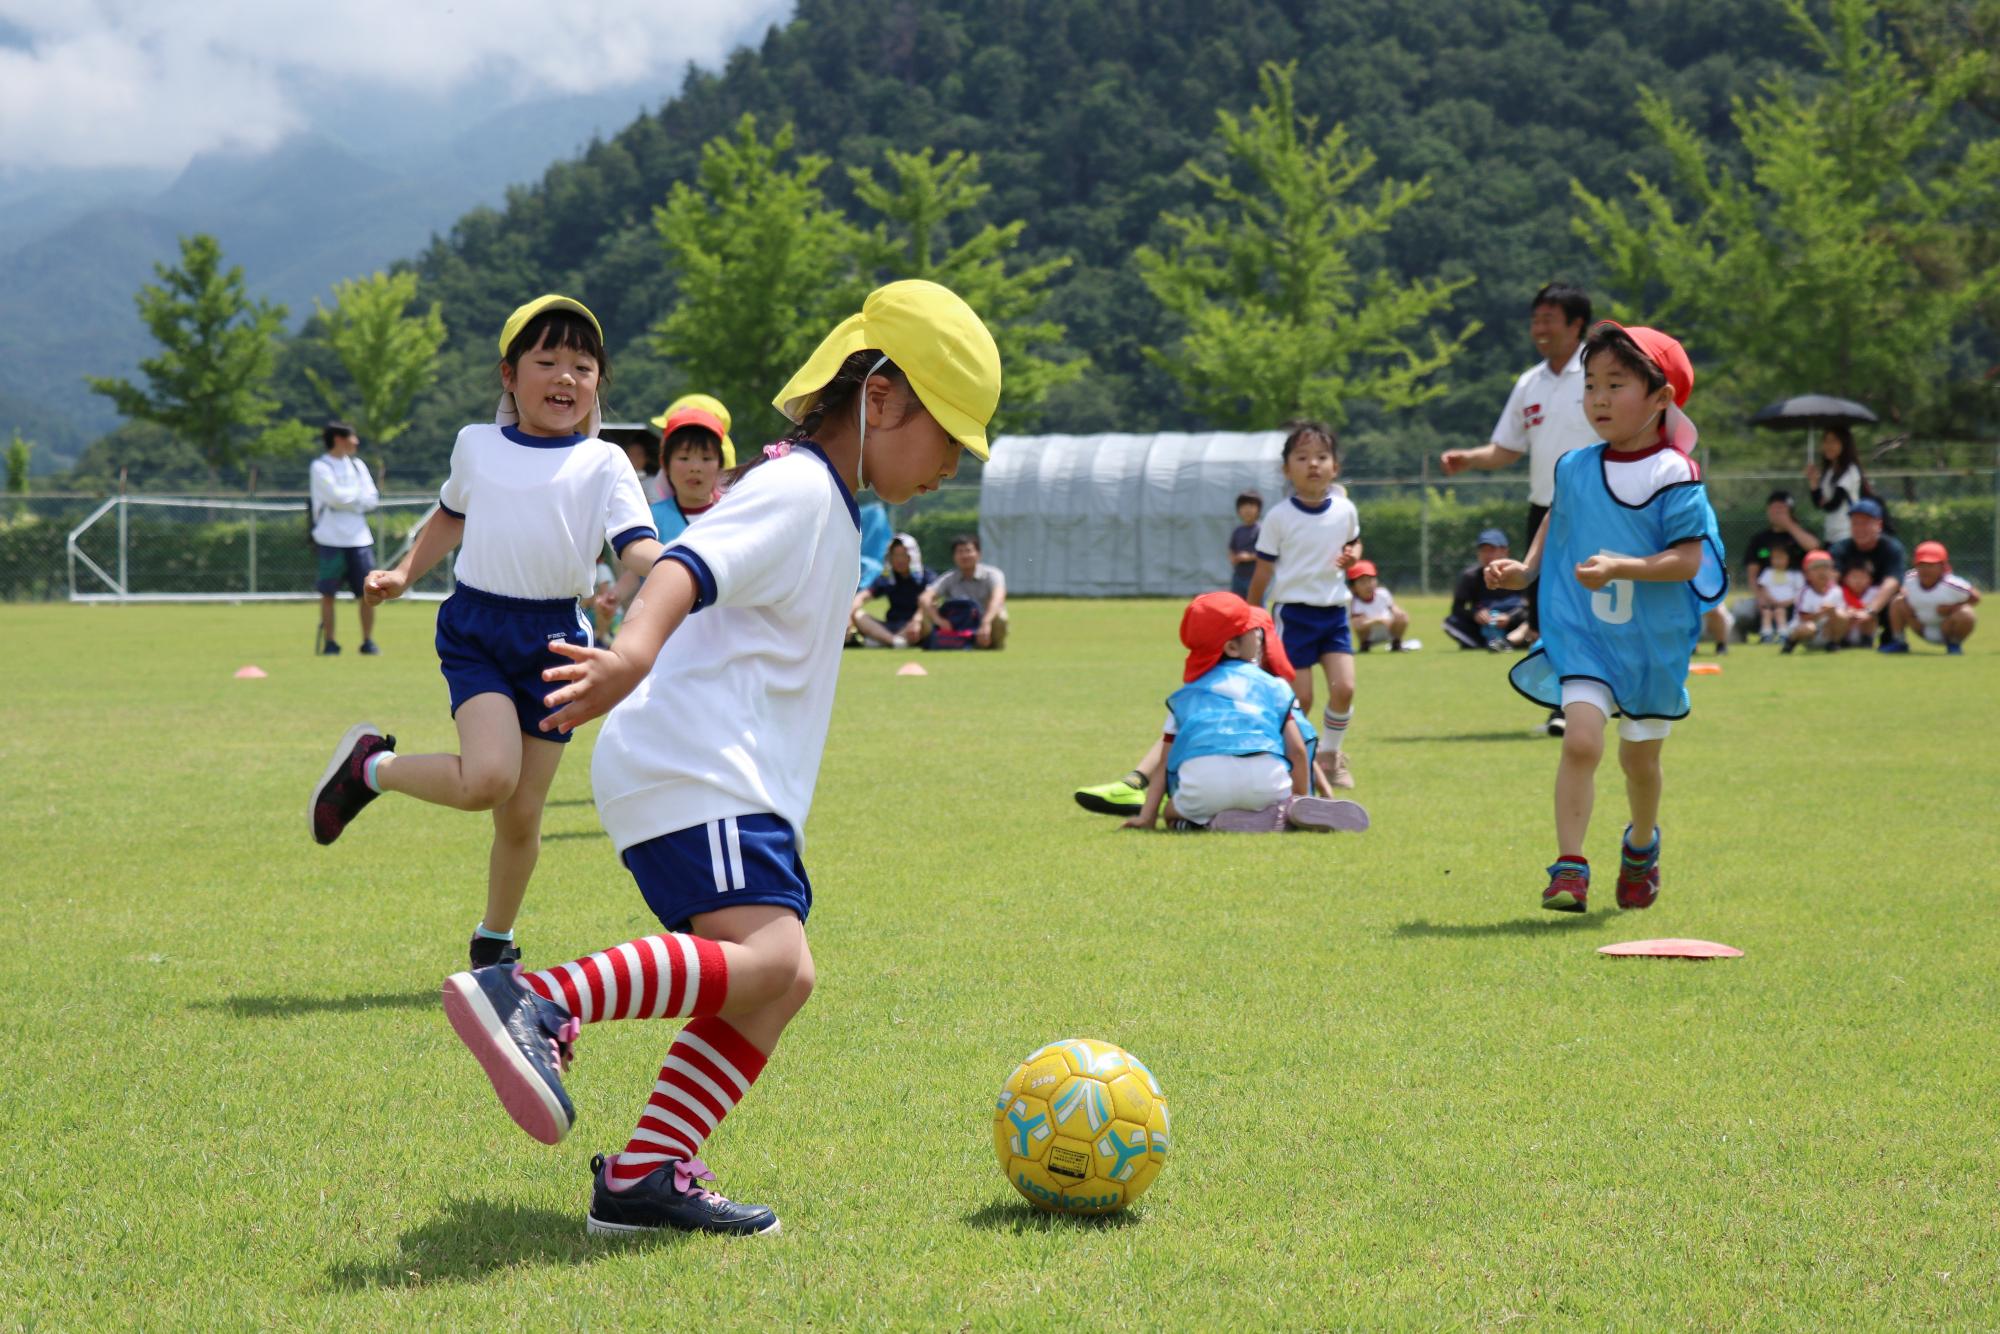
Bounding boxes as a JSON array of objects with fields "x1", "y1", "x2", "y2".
[{"x1": 1074, "y1": 780, "x2": 1146, "y2": 816}]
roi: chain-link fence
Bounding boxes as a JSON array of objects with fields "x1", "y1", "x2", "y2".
[{"x1": 4, "y1": 470, "x2": 1994, "y2": 602}]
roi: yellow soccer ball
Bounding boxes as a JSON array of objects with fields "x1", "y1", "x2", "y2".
[{"x1": 991, "y1": 1038, "x2": 1170, "y2": 1215}]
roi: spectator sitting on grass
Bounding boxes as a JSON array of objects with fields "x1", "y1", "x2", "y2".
[
  {"x1": 919, "y1": 533, "x2": 1008, "y2": 648},
  {"x1": 1754, "y1": 543, "x2": 1804, "y2": 644},
  {"x1": 1347, "y1": 561, "x2": 1413, "y2": 652},
  {"x1": 1705, "y1": 489, "x2": 1815, "y2": 652},
  {"x1": 1829, "y1": 499, "x2": 1906, "y2": 649},
  {"x1": 1840, "y1": 563, "x2": 1882, "y2": 646},
  {"x1": 1442, "y1": 529, "x2": 1530, "y2": 651},
  {"x1": 850, "y1": 535, "x2": 933, "y2": 647},
  {"x1": 1785, "y1": 550, "x2": 1850, "y2": 653},
  {"x1": 1122, "y1": 592, "x2": 1365, "y2": 833},
  {"x1": 1884, "y1": 541, "x2": 1979, "y2": 655}
]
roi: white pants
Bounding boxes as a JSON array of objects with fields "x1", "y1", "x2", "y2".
[
  {"x1": 1560, "y1": 680, "x2": 1673, "y2": 743},
  {"x1": 1172, "y1": 754, "x2": 1292, "y2": 824}
]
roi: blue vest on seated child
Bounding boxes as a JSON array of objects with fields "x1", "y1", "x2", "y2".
[
  {"x1": 1164, "y1": 659, "x2": 1299, "y2": 795},
  {"x1": 1510, "y1": 443, "x2": 1727, "y2": 721}
]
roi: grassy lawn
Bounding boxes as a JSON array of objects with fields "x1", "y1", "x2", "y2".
[{"x1": 4, "y1": 596, "x2": 1997, "y2": 1327}]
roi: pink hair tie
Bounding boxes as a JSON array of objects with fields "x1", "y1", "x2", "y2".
[{"x1": 762, "y1": 441, "x2": 793, "y2": 461}]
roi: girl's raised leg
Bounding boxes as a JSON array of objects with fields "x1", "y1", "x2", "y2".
[{"x1": 376, "y1": 693, "x2": 524, "y2": 811}]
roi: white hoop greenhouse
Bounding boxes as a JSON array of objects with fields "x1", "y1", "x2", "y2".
[{"x1": 977, "y1": 431, "x2": 1291, "y2": 596}]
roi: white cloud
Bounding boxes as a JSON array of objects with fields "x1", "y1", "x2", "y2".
[{"x1": 0, "y1": 0, "x2": 793, "y2": 170}]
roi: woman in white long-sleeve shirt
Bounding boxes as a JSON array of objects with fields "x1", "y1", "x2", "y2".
[
  {"x1": 309, "y1": 421, "x2": 381, "y2": 654},
  {"x1": 1804, "y1": 425, "x2": 1869, "y2": 545}
]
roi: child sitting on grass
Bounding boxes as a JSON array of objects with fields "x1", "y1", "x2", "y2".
[
  {"x1": 1786, "y1": 550, "x2": 1850, "y2": 653},
  {"x1": 1124, "y1": 592, "x2": 1367, "y2": 834},
  {"x1": 1346, "y1": 561, "x2": 1414, "y2": 652},
  {"x1": 1885, "y1": 540, "x2": 1979, "y2": 654},
  {"x1": 1754, "y1": 542, "x2": 1803, "y2": 643}
]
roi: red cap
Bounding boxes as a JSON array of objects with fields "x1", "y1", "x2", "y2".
[
  {"x1": 1593, "y1": 321, "x2": 1697, "y2": 452},
  {"x1": 660, "y1": 406, "x2": 728, "y2": 444},
  {"x1": 1913, "y1": 540, "x2": 1949, "y2": 565},
  {"x1": 1347, "y1": 560, "x2": 1377, "y2": 580},
  {"x1": 1181, "y1": 592, "x2": 1291, "y2": 683},
  {"x1": 1803, "y1": 549, "x2": 1833, "y2": 568}
]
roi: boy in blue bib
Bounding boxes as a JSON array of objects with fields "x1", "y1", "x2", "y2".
[{"x1": 1488, "y1": 323, "x2": 1725, "y2": 913}]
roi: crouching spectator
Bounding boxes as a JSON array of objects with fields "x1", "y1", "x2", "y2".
[
  {"x1": 1785, "y1": 550, "x2": 1850, "y2": 653},
  {"x1": 1840, "y1": 564, "x2": 1883, "y2": 646},
  {"x1": 1707, "y1": 489, "x2": 1814, "y2": 651},
  {"x1": 1885, "y1": 540, "x2": 1978, "y2": 655},
  {"x1": 1828, "y1": 498, "x2": 1907, "y2": 650},
  {"x1": 1444, "y1": 529, "x2": 1529, "y2": 651},
  {"x1": 1754, "y1": 543, "x2": 1804, "y2": 643},
  {"x1": 851, "y1": 535, "x2": 933, "y2": 647},
  {"x1": 921, "y1": 533, "x2": 1008, "y2": 649},
  {"x1": 1124, "y1": 593, "x2": 1367, "y2": 833},
  {"x1": 1347, "y1": 561, "x2": 1413, "y2": 651}
]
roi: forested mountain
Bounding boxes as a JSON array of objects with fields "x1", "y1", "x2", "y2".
[{"x1": 82, "y1": 0, "x2": 1843, "y2": 486}]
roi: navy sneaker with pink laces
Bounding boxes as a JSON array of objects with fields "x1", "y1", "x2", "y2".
[
  {"x1": 587, "y1": 1154, "x2": 780, "y2": 1237},
  {"x1": 441, "y1": 964, "x2": 577, "y2": 1145}
]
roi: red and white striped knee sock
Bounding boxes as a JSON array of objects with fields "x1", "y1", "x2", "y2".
[
  {"x1": 609, "y1": 1016, "x2": 768, "y2": 1188},
  {"x1": 522, "y1": 933, "x2": 728, "y2": 1023}
]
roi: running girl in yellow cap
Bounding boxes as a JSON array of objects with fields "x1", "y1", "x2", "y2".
[
  {"x1": 308, "y1": 295, "x2": 665, "y2": 972},
  {"x1": 435, "y1": 280, "x2": 1001, "y2": 1237}
]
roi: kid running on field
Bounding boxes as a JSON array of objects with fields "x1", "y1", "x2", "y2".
[
  {"x1": 1246, "y1": 421, "x2": 1364, "y2": 789},
  {"x1": 437, "y1": 280, "x2": 1001, "y2": 1237},
  {"x1": 1486, "y1": 322, "x2": 1725, "y2": 913},
  {"x1": 1124, "y1": 592, "x2": 1367, "y2": 833},
  {"x1": 308, "y1": 296, "x2": 662, "y2": 970}
]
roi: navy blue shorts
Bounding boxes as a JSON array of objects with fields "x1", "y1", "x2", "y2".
[
  {"x1": 434, "y1": 583, "x2": 592, "y2": 741},
  {"x1": 1273, "y1": 602, "x2": 1353, "y2": 664},
  {"x1": 315, "y1": 544, "x2": 375, "y2": 597},
  {"x1": 623, "y1": 814, "x2": 813, "y2": 934}
]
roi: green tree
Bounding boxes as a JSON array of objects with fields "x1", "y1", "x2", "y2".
[
  {"x1": 85, "y1": 234, "x2": 311, "y2": 483},
  {"x1": 848, "y1": 147, "x2": 1085, "y2": 428},
  {"x1": 1572, "y1": 0, "x2": 2000, "y2": 433},
  {"x1": 650, "y1": 115, "x2": 864, "y2": 434},
  {"x1": 302, "y1": 270, "x2": 448, "y2": 481},
  {"x1": 1134, "y1": 61, "x2": 1478, "y2": 429},
  {"x1": 5, "y1": 430, "x2": 30, "y2": 494}
]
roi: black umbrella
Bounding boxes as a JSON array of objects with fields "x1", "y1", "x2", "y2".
[{"x1": 1748, "y1": 395, "x2": 1878, "y2": 430}]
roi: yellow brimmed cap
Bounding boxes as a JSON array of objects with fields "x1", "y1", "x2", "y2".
[
  {"x1": 498, "y1": 294, "x2": 602, "y2": 357},
  {"x1": 772, "y1": 280, "x2": 1002, "y2": 459},
  {"x1": 650, "y1": 393, "x2": 736, "y2": 469}
]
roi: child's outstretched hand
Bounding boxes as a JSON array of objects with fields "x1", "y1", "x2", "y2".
[
  {"x1": 1121, "y1": 815, "x2": 1153, "y2": 830},
  {"x1": 1485, "y1": 559, "x2": 1529, "y2": 591},
  {"x1": 1574, "y1": 555, "x2": 1620, "y2": 591},
  {"x1": 364, "y1": 568, "x2": 408, "y2": 605},
  {"x1": 540, "y1": 641, "x2": 645, "y2": 734}
]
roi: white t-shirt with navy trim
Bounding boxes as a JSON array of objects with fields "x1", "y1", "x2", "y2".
[
  {"x1": 1901, "y1": 571, "x2": 1974, "y2": 625},
  {"x1": 1492, "y1": 348, "x2": 1595, "y2": 506},
  {"x1": 592, "y1": 446, "x2": 862, "y2": 853},
  {"x1": 1256, "y1": 494, "x2": 1362, "y2": 607},
  {"x1": 437, "y1": 423, "x2": 655, "y2": 600},
  {"x1": 1756, "y1": 568, "x2": 1805, "y2": 607}
]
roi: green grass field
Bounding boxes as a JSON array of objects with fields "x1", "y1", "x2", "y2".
[{"x1": 6, "y1": 597, "x2": 1998, "y2": 1327}]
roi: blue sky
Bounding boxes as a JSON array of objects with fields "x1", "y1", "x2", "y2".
[{"x1": 0, "y1": 0, "x2": 795, "y2": 174}]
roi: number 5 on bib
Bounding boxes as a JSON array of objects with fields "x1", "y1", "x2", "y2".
[{"x1": 1589, "y1": 551, "x2": 1637, "y2": 625}]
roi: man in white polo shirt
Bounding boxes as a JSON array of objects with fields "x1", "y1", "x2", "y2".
[{"x1": 1439, "y1": 283, "x2": 1596, "y2": 735}]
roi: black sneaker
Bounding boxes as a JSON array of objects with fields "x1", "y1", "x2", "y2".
[
  {"x1": 359, "y1": 640, "x2": 381, "y2": 656},
  {"x1": 1544, "y1": 709, "x2": 1567, "y2": 738},
  {"x1": 309, "y1": 723, "x2": 394, "y2": 845},
  {"x1": 441, "y1": 965, "x2": 578, "y2": 1145},
  {"x1": 587, "y1": 1154, "x2": 780, "y2": 1237},
  {"x1": 321, "y1": 640, "x2": 342, "y2": 656},
  {"x1": 469, "y1": 934, "x2": 523, "y2": 970}
]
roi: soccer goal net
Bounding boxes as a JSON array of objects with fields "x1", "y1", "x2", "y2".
[{"x1": 65, "y1": 495, "x2": 457, "y2": 603}]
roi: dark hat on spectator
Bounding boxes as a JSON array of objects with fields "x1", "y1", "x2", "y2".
[
  {"x1": 1476, "y1": 528, "x2": 1510, "y2": 549},
  {"x1": 1765, "y1": 489, "x2": 1794, "y2": 507},
  {"x1": 1850, "y1": 498, "x2": 1884, "y2": 519}
]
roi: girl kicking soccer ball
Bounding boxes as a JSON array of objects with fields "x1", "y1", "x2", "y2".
[
  {"x1": 1487, "y1": 323, "x2": 1725, "y2": 913},
  {"x1": 308, "y1": 296, "x2": 662, "y2": 969},
  {"x1": 438, "y1": 280, "x2": 1001, "y2": 1237}
]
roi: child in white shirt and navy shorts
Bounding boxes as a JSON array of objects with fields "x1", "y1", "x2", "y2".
[
  {"x1": 426, "y1": 280, "x2": 1003, "y2": 1239},
  {"x1": 1247, "y1": 421, "x2": 1365, "y2": 790},
  {"x1": 308, "y1": 295, "x2": 663, "y2": 971}
]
